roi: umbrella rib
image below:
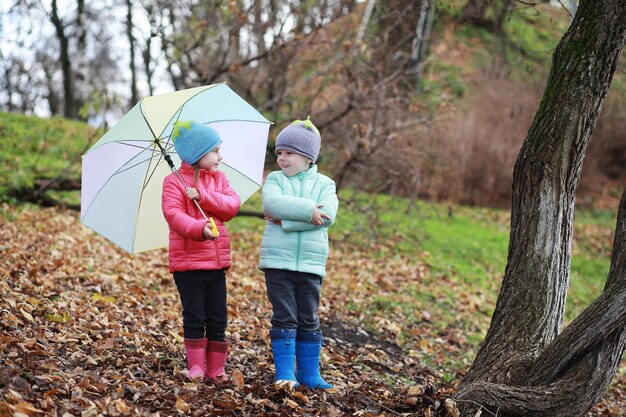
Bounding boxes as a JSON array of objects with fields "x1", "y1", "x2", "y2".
[
  {"x1": 206, "y1": 118, "x2": 271, "y2": 125},
  {"x1": 115, "y1": 150, "x2": 164, "y2": 175},
  {"x1": 81, "y1": 147, "x2": 158, "y2": 221},
  {"x1": 112, "y1": 140, "x2": 158, "y2": 149},
  {"x1": 142, "y1": 148, "x2": 165, "y2": 192}
]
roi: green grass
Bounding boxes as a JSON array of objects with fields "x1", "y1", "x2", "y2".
[
  {"x1": 0, "y1": 111, "x2": 99, "y2": 204},
  {"x1": 233, "y1": 187, "x2": 615, "y2": 342},
  {"x1": 567, "y1": 208, "x2": 617, "y2": 322}
]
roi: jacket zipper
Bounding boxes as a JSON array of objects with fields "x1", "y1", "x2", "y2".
[
  {"x1": 214, "y1": 236, "x2": 221, "y2": 265},
  {"x1": 295, "y1": 172, "x2": 304, "y2": 270}
]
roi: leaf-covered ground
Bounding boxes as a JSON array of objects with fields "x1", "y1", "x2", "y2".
[{"x1": 1, "y1": 204, "x2": 625, "y2": 416}]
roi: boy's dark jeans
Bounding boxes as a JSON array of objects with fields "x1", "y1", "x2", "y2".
[
  {"x1": 174, "y1": 269, "x2": 227, "y2": 341},
  {"x1": 264, "y1": 268, "x2": 322, "y2": 332}
]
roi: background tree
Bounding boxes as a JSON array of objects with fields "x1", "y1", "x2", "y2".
[
  {"x1": 125, "y1": 0, "x2": 139, "y2": 107},
  {"x1": 139, "y1": 2, "x2": 157, "y2": 97},
  {"x1": 50, "y1": 0, "x2": 76, "y2": 119},
  {"x1": 456, "y1": 1, "x2": 626, "y2": 415}
]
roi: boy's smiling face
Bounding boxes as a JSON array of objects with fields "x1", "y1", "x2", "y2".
[{"x1": 276, "y1": 150, "x2": 311, "y2": 176}]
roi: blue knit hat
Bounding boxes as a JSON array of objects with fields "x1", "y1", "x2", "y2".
[
  {"x1": 275, "y1": 116, "x2": 321, "y2": 163},
  {"x1": 172, "y1": 121, "x2": 222, "y2": 165}
]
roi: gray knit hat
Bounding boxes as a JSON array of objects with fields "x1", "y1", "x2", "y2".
[{"x1": 275, "y1": 116, "x2": 321, "y2": 163}]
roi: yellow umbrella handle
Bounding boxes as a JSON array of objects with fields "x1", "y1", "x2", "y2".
[{"x1": 209, "y1": 217, "x2": 219, "y2": 237}]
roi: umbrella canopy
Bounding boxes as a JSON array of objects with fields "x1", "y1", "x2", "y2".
[{"x1": 80, "y1": 83, "x2": 270, "y2": 253}]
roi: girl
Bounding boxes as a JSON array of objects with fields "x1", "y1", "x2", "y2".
[
  {"x1": 259, "y1": 117, "x2": 339, "y2": 389},
  {"x1": 162, "y1": 120, "x2": 241, "y2": 381}
]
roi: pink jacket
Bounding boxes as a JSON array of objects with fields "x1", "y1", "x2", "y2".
[{"x1": 162, "y1": 163, "x2": 241, "y2": 273}]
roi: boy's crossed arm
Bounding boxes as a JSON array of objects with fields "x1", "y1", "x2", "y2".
[
  {"x1": 262, "y1": 177, "x2": 318, "y2": 223},
  {"x1": 265, "y1": 180, "x2": 338, "y2": 232}
]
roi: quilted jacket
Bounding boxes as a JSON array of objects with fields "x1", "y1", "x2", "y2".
[
  {"x1": 162, "y1": 163, "x2": 241, "y2": 273},
  {"x1": 259, "y1": 165, "x2": 338, "y2": 277}
]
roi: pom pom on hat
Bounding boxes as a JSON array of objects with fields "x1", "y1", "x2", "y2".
[
  {"x1": 275, "y1": 116, "x2": 321, "y2": 163},
  {"x1": 172, "y1": 121, "x2": 222, "y2": 165}
]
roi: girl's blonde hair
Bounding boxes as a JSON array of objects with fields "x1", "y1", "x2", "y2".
[{"x1": 193, "y1": 165, "x2": 200, "y2": 184}]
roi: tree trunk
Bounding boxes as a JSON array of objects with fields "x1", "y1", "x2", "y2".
[
  {"x1": 493, "y1": 0, "x2": 513, "y2": 33},
  {"x1": 50, "y1": 0, "x2": 76, "y2": 119},
  {"x1": 142, "y1": 38, "x2": 155, "y2": 97},
  {"x1": 126, "y1": 0, "x2": 139, "y2": 106},
  {"x1": 42, "y1": 61, "x2": 62, "y2": 115},
  {"x1": 252, "y1": 0, "x2": 267, "y2": 56},
  {"x1": 456, "y1": 1, "x2": 626, "y2": 416},
  {"x1": 411, "y1": 0, "x2": 434, "y2": 82},
  {"x1": 76, "y1": 0, "x2": 86, "y2": 51},
  {"x1": 140, "y1": 3, "x2": 157, "y2": 96}
]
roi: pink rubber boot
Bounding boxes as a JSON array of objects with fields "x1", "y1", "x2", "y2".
[
  {"x1": 184, "y1": 338, "x2": 208, "y2": 380},
  {"x1": 206, "y1": 340, "x2": 229, "y2": 382}
]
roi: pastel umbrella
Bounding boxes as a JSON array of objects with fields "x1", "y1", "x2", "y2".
[{"x1": 80, "y1": 83, "x2": 270, "y2": 253}]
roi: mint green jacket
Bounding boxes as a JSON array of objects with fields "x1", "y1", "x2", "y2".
[{"x1": 259, "y1": 165, "x2": 338, "y2": 277}]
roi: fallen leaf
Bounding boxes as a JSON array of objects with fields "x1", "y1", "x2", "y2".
[
  {"x1": 5, "y1": 389, "x2": 23, "y2": 402},
  {"x1": 96, "y1": 339, "x2": 117, "y2": 350},
  {"x1": 292, "y1": 391, "x2": 310, "y2": 403},
  {"x1": 407, "y1": 385, "x2": 421, "y2": 396},
  {"x1": 283, "y1": 397, "x2": 299, "y2": 409},
  {"x1": 232, "y1": 369, "x2": 244, "y2": 391},
  {"x1": 175, "y1": 397, "x2": 190, "y2": 413},
  {"x1": 81, "y1": 406, "x2": 98, "y2": 417},
  {"x1": 405, "y1": 397, "x2": 418, "y2": 406},
  {"x1": 20, "y1": 309, "x2": 33, "y2": 322},
  {"x1": 115, "y1": 398, "x2": 130, "y2": 415},
  {"x1": 14, "y1": 401, "x2": 44, "y2": 414},
  {"x1": 445, "y1": 398, "x2": 460, "y2": 417}
]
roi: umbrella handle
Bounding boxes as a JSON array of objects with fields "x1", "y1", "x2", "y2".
[
  {"x1": 209, "y1": 217, "x2": 219, "y2": 237},
  {"x1": 192, "y1": 199, "x2": 220, "y2": 238}
]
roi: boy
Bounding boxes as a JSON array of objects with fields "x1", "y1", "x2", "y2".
[{"x1": 259, "y1": 116, "x2": 339, "y2": 389}]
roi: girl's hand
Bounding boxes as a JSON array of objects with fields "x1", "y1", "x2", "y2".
[
  {"x1": 311, "y1": 205, "x2": 330, "y2": 226},
  {"x1": 202, "y1": 222, "x2": 218, "y2": 240},
  {"x1": 185, "y1": 187, "x2": 200, "y2": 200}
]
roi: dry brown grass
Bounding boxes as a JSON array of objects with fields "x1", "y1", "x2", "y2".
[
  {"x1": 397, "y1": 78, "x2": 626, "y2": 208},
  {"x1": 425, "y1": 78, "x2": 541, "y2": 207}
]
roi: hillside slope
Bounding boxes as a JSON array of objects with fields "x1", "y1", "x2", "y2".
[{"x1": 277, "y1": 1, "x2": 625, "y2": 208}]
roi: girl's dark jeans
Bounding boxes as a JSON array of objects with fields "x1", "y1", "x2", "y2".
[{"x1": 174, "y1": 269, "x2": 227, "y2": 341}]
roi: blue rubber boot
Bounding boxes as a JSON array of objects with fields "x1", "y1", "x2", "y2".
[
  {"x1": 269, "y1": 328, "x2": 299, "y2": 388},
  {"x1": 296, "y1": 330, "x2": 333, "y2": 389}
]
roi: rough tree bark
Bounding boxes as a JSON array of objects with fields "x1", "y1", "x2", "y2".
[{"x1": 456, "y1": 1, "x2": 626, "y2": 416}]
